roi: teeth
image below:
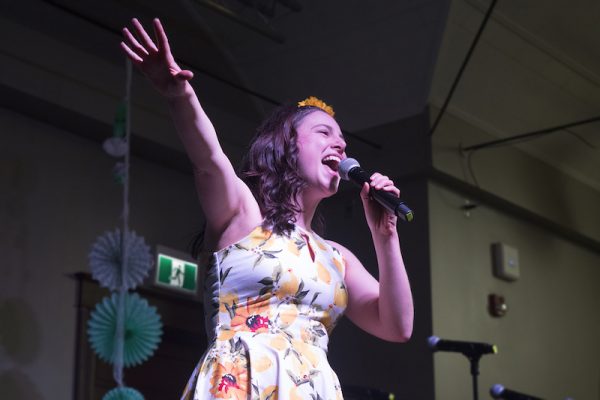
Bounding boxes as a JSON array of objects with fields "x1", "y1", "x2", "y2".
[
  {"x1": 322, "y1": 155, "x2": 341, "y2": 172},
  {"x1": 322, "y1": 155, "x2": 341, "y2": 163}
]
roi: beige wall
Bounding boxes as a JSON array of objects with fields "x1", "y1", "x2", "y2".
[
  {"x1": 432, "y1": 110, "x2": 600, "y2": 243},
  {"x1": 430, "y1": 182, "x2": 600, "y2": 399},
  {"x1": 430, "y1": 110, "x2": 600, "y2": 399}
]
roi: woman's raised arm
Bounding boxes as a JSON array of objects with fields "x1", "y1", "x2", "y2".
[{"x1": 120, "y1": 18, "x2": 260, "y2": 243}]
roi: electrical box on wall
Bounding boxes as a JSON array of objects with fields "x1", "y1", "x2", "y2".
[{"x1": 492, "y1": 242, "x2": 520, "y2": 281}]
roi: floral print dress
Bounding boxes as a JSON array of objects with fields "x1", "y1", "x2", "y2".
[{"x1": 181, "y1": 224, "x2": 348, "y2": 400}]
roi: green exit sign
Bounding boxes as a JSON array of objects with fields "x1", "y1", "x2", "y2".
[{"x1": 155, "y1": 247, "x2": 198, "y2": 293}]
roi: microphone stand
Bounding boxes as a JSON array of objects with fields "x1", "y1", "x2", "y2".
[
  {"x1": 467, "y1": 353, "x2": 482, "y2": 400},
  {"x1": 428, "y1": 336, "x2": 496, "y2": 400}
]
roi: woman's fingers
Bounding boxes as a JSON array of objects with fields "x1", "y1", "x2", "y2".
[
  {"x1": 369, "y1": 173, "x2": 400, "y2": 196},
  {"x1": 122, "y1": 27, "x2": 148, "y2": 58},
  {"x1": 360, "y1": 182, "x2": 370, "y2": 199},
  {"x1": 132, "y1": 18, "x2": 158, "y2": 52},
  {"x1": 387, "y1": 186, "x2": 401, "y2": 197},
  {"x1": 152, "y1": 18, "x2": 171, "y2": 56},
  {"x1": 120, "y1": 42, "x2": 143, "y2": 63},
  {"x1": 369, "y1": 173, "x2": 392, "y2": 189}
]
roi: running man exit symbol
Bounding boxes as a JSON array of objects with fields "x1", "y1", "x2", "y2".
[{"x1": 156, "y1": 253, "x2": 197, "y2": 293}]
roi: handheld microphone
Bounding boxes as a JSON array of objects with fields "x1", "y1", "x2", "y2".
[
  {"x1": 427, "y1": 336, "x2": 498, "y2": 357},
  {"x1": 490, "y1": 384, "x2": 544, "y2": 400},
  {"x1": 338, "y1": 158, "x2": 413, "y2": 222}
]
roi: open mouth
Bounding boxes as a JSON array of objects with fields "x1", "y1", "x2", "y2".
[{"x1": 322, "y1": 155, "x2": 341, "y2": 172}]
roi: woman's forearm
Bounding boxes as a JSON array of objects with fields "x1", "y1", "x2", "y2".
[
  {"x1": 166, "y1": 83, "x2": 226, "y2": 173},
  {"x1": 373, "y1": 230, "x2": 414, "y2": 341}
]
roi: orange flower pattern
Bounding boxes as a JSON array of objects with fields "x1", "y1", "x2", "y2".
[
  {"x1": 181, "y1": 225, "x2": 347, "y2": 400},
  {"x1": 209, "y1": 359, "x2": 250, "y2": 400}
]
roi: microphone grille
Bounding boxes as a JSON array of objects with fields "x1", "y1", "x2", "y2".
[
  {"x1": 427, "y1": 336, "x2": 440, "y2": 350},
  {"x1": 339, "y1": 158, "x2": 360, "y2": 181},
  {"x1": 490, "y1": 384, "x2": 505, "y2": 398}
]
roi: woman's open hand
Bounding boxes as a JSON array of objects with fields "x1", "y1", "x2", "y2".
[
  {"x1": 120, "y1": 18, "x2": 193, "y2": 98},
  {"x1": 360, "y1": 173, "x2": 400, "y2": 236}
]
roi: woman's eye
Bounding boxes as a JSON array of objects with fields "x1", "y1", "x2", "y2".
[{"x1": 318, "y1": 130, "x2": 329, "y2": 136}]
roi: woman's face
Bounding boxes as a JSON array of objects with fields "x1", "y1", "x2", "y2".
[{"x1": 295, "y1": 110, "x2": 347, "y2": 199}]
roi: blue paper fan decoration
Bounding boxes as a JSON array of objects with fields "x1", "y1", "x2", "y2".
[
  {"x1": 103, "y1": 386, "x2": 144, "y2": 400},
  {"x1": 89, "y1": 229, "x2": 153, "y2": 291},
  {"x1": 88, "y1": 293, "x2": 162, "y2": 367}
]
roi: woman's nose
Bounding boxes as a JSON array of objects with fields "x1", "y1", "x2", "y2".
[{"x1": 332, "y1": 137, "x2": 346, "y2": 153}]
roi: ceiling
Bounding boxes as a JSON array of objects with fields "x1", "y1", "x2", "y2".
[
  {"x1": 3, "y1": 0, "x2": 599, "y2": 191},
  {"x1": 431, "y1": 0, "x2": 600, "y2": 191}
]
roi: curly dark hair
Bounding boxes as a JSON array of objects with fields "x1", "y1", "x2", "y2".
[
  {"x1": 190, "y1": 103, "x2": 326, "y2": 257},
  {"x1": 240, "y1": 103, "x2": 325, "y2": 236}
]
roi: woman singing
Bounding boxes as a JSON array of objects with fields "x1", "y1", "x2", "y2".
[{"x1": 120, "y1": 18, "x2": 413, "y2": 400}]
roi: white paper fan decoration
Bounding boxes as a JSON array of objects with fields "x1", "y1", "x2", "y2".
[
  {"x1": 89, "y1": 229, "x2": 153, "y2": 290},
  {"x1": 102, "y1": 137, "x2": 129, "y2": 158}
]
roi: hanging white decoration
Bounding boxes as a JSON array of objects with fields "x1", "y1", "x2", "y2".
[
  {"x1": 89, "y1": 229, "x2": 153, "y2": 291},
  {"x1": 103, "y1": 137, "x2": 129, "y2": 158}
]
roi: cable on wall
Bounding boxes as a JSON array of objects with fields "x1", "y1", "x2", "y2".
[
  {"x1": 429, "y1": 0, "x2": 498, "y2": 137},
  {"x1": 461, "y1": 115, "x2": 600, "y2": 152}
]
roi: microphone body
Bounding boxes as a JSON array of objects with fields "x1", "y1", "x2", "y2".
[
  {"x1": 338, "y1": 158, "x2": 413, "y2": 222},
  {"x1": 428, "y1": 336, "x2": 497, "y2": 357},
  {"x1": 490, "y1": 384, "x2": 544, "y2": 400}
]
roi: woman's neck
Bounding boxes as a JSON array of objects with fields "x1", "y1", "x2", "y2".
[{"x1": 293, "y1": 195, "x2": 319, "y2": 232}]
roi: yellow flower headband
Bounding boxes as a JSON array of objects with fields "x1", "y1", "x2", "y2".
[{"x1": 297, "y1": 96, "x2": 335, "y2": 117}]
